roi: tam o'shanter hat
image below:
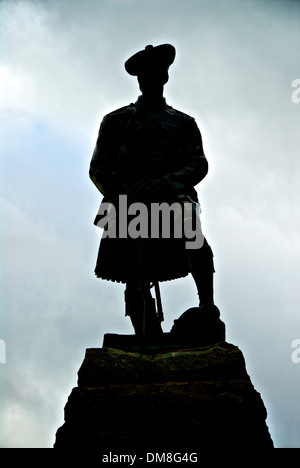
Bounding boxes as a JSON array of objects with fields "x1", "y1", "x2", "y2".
[{"x1": 125, "y1": 44, "x2": 176, "y2": 76}]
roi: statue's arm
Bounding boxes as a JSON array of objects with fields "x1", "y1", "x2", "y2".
[
  {"x1": 89, "y1": 115, "x2": 127, "y2": 203},
  {"x1": 163, "y1": 117, "x2": 208, "y2": 193}
]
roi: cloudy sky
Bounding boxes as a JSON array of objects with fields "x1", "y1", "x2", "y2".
[{"x1": 1, "y1": 0, "x2": 299, "y2": 448}]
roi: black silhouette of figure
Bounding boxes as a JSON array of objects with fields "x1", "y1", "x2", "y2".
[{"x1": 90, "y1": 44, "x2": 218, "y2": 337}]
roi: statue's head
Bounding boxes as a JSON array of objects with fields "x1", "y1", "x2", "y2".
[{"x1": 125, "y1": 44, "x2": 176, "y2": 95}]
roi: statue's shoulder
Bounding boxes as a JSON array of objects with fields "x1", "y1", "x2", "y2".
[
  {"x1": 100, "y1": 103, "x2": 137, "y2": 128},
  {"x1": 166, "y1": 104, "x2": 195, "y2": 122},
  {"x1": 105, "y1": 103, "x2": 137, "y2": 119}
]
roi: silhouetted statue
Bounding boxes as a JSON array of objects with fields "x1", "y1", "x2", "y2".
[{"x1": 90, "y1": 44, "x2": 220, "y2": 339}]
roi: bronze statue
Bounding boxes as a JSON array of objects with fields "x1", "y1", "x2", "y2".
[{"x1": 90, "y1": 44, "x2": 221, "y2": 340}]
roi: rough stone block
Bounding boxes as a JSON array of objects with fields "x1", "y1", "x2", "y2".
[{"x1": 54, "y1": 341, "x2": 273, "y2": 452}]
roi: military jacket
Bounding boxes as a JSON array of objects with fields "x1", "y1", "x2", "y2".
[{"x1": 90, "y1": 96, "x2": 208, "y2": 208}]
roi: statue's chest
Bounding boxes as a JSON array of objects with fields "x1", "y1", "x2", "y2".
[{"x1": 126, "y1": 112, "x2": 178, "y2": 153}]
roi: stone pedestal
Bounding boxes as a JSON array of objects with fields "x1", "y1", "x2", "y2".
[{"x1": 54, "y1": 338, "x2": 273, "y2": 452}]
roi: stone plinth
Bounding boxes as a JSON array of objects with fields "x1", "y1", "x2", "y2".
[{"x1": 54, "y1": 340, "x2": 273, "y2": 452}]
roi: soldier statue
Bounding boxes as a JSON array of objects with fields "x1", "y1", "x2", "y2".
[{"x1": 90, "y1": 44, "x2": 221, "y2": 340}]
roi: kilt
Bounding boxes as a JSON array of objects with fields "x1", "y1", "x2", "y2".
[{"x1": 94, "y1": 199, "x2": 204, "y2": 283}]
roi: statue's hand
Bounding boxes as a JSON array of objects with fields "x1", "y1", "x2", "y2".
[
  {"x1": 128, "y1": 178, "x2": 162, "y2": 202},
  {"x1": 130, "y1": 177, "x2": 179, "y2": 201}
]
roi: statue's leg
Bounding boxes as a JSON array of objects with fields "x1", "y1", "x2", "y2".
[
  {"x1": 189, "y1": 238, "x2": 215, "y2": 307},
  {"x1": 125, "y1": 280, "x2": 163, "y2": 336},
  {"x1": 124, "y1": 281, "x2": 143, "y2": 335}
]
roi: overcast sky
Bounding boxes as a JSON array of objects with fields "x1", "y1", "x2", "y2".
[{"x1": 1, "y1": 0, "x2": 299, "y2": 448}]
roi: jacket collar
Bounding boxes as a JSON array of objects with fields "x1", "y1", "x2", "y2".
[{"x1": 135, "y1": 95, "x2": 167, "y2": 112}]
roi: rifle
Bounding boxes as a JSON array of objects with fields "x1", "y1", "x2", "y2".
[
  {"x1": 137, "y1": 238, "x2": 164, "y2": 336},
  {"x1": 153, "y1": 281, "x2": 164, "y2": 323}
]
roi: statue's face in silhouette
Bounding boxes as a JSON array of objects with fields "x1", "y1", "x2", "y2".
[{"x1": 137, "y1": 65, "x2": 169, "y2": 96}]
